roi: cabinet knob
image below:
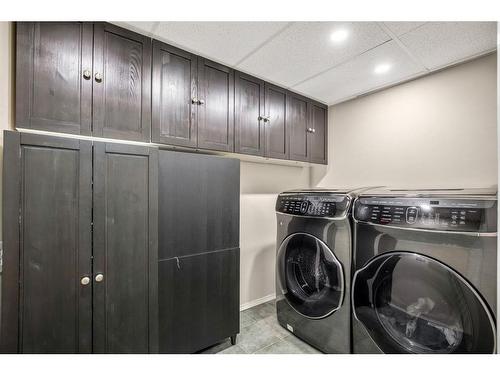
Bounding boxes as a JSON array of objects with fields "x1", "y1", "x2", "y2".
[
  {"x1": 307, "y1": 127, "x2": 315, "y2": 133},
  {"x1": 94, "y1": 72, "x2": 103, "y2": 83},
  {"x1": 83, "y1": 70, "x2": 91, "y2": 80},
  {"x1": 263, "y1": 116, "x2": 270, "y2": 123},
  {"x1": 191, "y1": 98, "x2": 198, "y2": 104},
  {"x1": 95, "y1": 274, "x2": 104, "y2": 283},
  {"x1": 198, "y1": 99, "x2": 205, "y2": 105},
  {"x1": 80, "y1": 276, "x2": 90, "y2": 286}
]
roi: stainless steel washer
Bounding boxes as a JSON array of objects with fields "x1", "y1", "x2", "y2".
[
  {"x1": 352, "y1": 188, "x2": 497, "y2": 354},
  {"x1": 275, "y1": 188, "x2": 368, "y2": 353}
]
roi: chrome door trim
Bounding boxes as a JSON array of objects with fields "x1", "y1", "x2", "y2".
[
  {"x1": 351, "y1": 251, "x2": 497, "y2": 354},
  {"x1": 277, "y1": 232, "x2": 345, "y2": 320},
  {"x1": 353, "y1": 220, "x2": 497, "y2": 237}
]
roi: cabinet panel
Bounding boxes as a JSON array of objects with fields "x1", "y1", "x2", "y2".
[
  {"x1": 287, "y1": 92, "x2": 309, "y2": 162},
  {"x1": 158, "y1": 150, "x2": 240, "y2": 260},
  {"x1": 309, "y1": 103, "x2": 328, "y2": 164},
  {"x1": 16, "y1": 22, "x2": 93, "y2": 135},
  {"x1": 197, "y1": 59, "x2": 234, "y2": 151},
  {"x1": 1, "y1": 132, "x2": 92, "y2": 353},
  {"x1": 93, "y1": 23, "x2": 152, "y2": 142},
  {"x1": 152, "y1": 41, "x2": 197, "y2": 147},
  {"x1": 265, "y1": 84, "x2": 288, "y2": 160},
  {"x1": 93, "y1": 143, "x2": 158, "y2": 353},
  {"x1": 234, "y1": 72, "x2": 265, "y2": 156},
  {"x1": 158, "y1": 248, "x2": 240, "y2": 353}
]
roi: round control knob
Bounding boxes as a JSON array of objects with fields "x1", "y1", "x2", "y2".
[{"x1": 299, "y1": 200, "x2": 309, "y2": 214}]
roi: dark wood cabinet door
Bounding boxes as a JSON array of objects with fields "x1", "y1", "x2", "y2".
[
  {"x1": 92, "y1": 143, "x2": 158, "y2": 353},
  {"x1": 158, "y1": 150, "x2": 240, "y2": 260},
  {"x1": 158, "y1": 248, "x2": 240, "y2": 353},
  {"x1": 287, "y1": 92, "x2": 309, "y2": 162},
  {"x1": 1, "y1": 131, "x2": 92, "y2": 353},
  {"x1": 93, "y1": 23, "x2": 152, "y2": 142},
  {"x1": 234, "y1": 72, "x2": 265, "y2": 156},
  {"x1": 197, "y1": 58, "x2": 234, "y2": 152},
  {"x1": 152, "y1": 40, "x2": 197, "y2": 147},
  {"x1": 308, "y1": 102, "x2": 328, "y2": 164},
  {"x1": 264, "y1": 84, "x2": 288, "y2": 160},
  {"x1": 16, "y1": 22, "x2": 93, "y2": 135}
]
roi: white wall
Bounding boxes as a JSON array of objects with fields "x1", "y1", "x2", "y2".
[
  {"x1": 239, "y1": 161, "x2": 309, "y2": 307},
  {"x1": 312, "y1": 53, "x2": 498, "y2": 189}
]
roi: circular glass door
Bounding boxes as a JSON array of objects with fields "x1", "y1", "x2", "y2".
[
  {"x1": 352, "y1": 252, "x2": 496, "y2": 354},
  {"x1": 277, "y1": 233, "x2": 344, "y2": 319}
]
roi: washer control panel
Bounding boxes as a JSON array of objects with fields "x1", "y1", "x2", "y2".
[
  {"x1": 276, "y1": 194, "x2": 349, "y2": 218},
  {"x1": 354, "y1": 197, "x2": 496, "y2": 232}
]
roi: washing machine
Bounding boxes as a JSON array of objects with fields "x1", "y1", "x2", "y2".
[
  {"x1": 275, "y1": 188, "x2": 367, "y2": 353},
  {"x1": 352, "y1": 188, "x2": 497, "y2": 354}
]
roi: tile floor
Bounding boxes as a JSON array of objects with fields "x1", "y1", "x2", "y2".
[{"x1": 198, "y1": 300, "x2": 322, "y2": 354}]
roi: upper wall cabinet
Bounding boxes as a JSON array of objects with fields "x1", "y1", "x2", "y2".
[
  {"x1": 287, "y1": 92, "x2": 328, "y2": 164},
  {"x1": 152, "y1": 41, "x2": 198, "y2": 147},
  {"x1": 152, "y1": 40, "x2": 234, "y2": 152},
  {"x1": 16, "y1": 22, "x2": 93, "y2": 135},
  {"x1": 265, "y1": 84, "x2": 288, "y2": 160},
  {"x1": 234, "y1": 72, "x2": 265, "y2": 156},
  {"x1": 16, "y1": 22, "x2": 151, "y2": 142},
  {"x1": 92, "y1": 23, "x2": 151, "y2": 141},
  {"x1": 234, "y1": 74, "x2": 288, "y2": 160},
  {"x1": 308, "y1": 102, "x2": 328, "y2": 164},
  {"x1": 287, "y1": 92, "x2": 309, "y2": 162},
  {"x1": 15, "y1": 22, "x2": 327, "y2": 163},
  {"x1": 197, "y1": 58, "x2": 234, "y2": 152}
]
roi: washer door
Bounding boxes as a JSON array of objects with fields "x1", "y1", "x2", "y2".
[
  {"x1": 277, "y1": 233, "x2": 344, "y2": 319},
  {"x1": 352, "y1": 252, "x2": 496, "y2": 353}
]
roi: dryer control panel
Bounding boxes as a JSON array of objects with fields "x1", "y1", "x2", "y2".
[
  {"x1": 354, "y1": 197, "x2": 497, "y2": 232},
  {"x1": 276, "y1": 194, "x2": 350, "y2": 218}
]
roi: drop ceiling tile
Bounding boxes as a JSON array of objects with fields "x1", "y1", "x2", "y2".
[
  {"x1": 238, "y1": 22, "x2": 391, "y2": 87},
  {"x1": 151, "y1": 22, "x2": 290, "y2": 66},
  {"x1": 399, "y1": 22, "x2": 497, "y2": 70},
  {"x1": 293, "y1": 40, "x2": 425, "y2": 105},
  {"x1": 383, "y1": 22, "x2": 426, "y2": 36},
  {"x1": 114, "y1": 22, "x2": 158, "y2": 36}
]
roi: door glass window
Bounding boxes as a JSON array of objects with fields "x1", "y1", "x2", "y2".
[
  {"x1": 353, "y1": 252, "x2": 496, "y2": 353},
  {"x1": 277, "y1": 233, "x2": 344, "y2": 319}
]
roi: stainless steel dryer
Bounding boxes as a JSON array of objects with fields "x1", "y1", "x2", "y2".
[
  {"x1": 275, "y1": 188, "x2": 367, "y2": 353},
  {"x1": 352, "y1": 188, "x2": 497, "y2": 354}
]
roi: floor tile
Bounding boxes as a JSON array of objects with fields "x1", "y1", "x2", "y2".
[
  {"x1": 237, "y1": 319, "x2": 282, "y2": 354},
  {"x1": 254, "y1": 338, "x2": 305, "y2": 354},
  {"x1": 240, "y1": 309, "x2": 257, "y2": 329},
  {"x1": 217, "y1": 344, "x2": 247, "y2": 354},
  {"x1": 246, "y1": 301, "x2": 276, "y2": 320},
  {"x1": 283, "y1": 334, "x2": 322, "y2": 354},
  {"x1": 198, "y1": 339, "x2": 233, "y2": 354},
  {"x1": 262, "y1": 315, "x2": 291, "y2": 339}
]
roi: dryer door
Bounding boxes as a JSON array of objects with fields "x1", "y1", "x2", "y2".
[
  {"x1": 277, "y1": 233, "x2": 344, "y2": 319},
  {"x1": 352, "y1": 252, "x2": 496, "y2": 353}
]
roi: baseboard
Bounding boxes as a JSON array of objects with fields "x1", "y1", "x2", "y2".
[{"x1": 240, "y1": 293, "x2": 276, "y2": 311}]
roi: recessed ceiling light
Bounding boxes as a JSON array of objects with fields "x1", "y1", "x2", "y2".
[
  {"x1": 330, "y1": 29, "x2": 349, "y2": 43},
  {"x1": 374, "y1": 63, "x2": 392, "y2": 75}
]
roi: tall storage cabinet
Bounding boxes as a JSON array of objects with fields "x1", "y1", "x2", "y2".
[
  {"x1": 0, "y1": 131, "x2": 158, "y2": 353},
  {"x1": 157, "y1": 151, "x2": 240, "y2": 353}
]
